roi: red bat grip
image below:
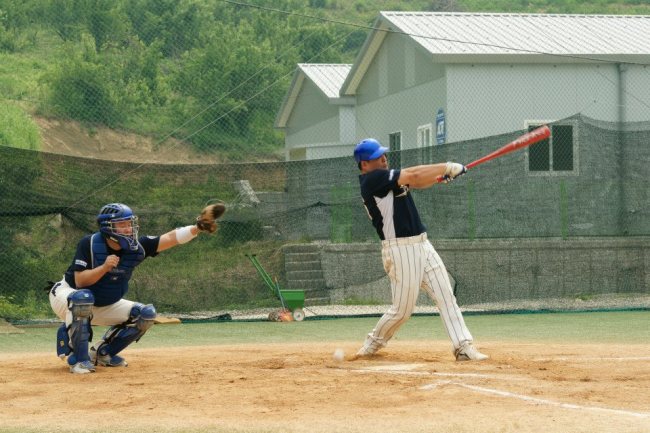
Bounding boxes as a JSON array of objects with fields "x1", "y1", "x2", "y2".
[{"x1": 436, "y1": 125, "x2": 550, "y2": 183}]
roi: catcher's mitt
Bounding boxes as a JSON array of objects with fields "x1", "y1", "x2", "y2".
[{"x1": 196, "y1": 202, "x2": 226, "y2": 233}]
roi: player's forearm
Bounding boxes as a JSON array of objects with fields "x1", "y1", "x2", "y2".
[
  {"x1": 398, "y1": 163, "x2": 448, "y2": 188},
  {"x1": 157, "y1": 204, "x2": 224, "y2": 252},
  {"x1": 157, "y1": 225, "x2": 199, "y2": 252},
  {"x1": 74, "y1": 267, "x2": 110, "y2": 288}
]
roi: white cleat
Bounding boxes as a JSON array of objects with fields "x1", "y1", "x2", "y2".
[
  {"x1": 69, "y1": 360, "x2": 96, "y2": 374},
  {"x1": 356, "y1": 344, "x2": 380, "y2": 357},
  {"x1": 455, "y1": 342, "x2": 489, "y2": 361},
  {"x1": 347, "y1": 346, "x2": 377, "y2": 361}
]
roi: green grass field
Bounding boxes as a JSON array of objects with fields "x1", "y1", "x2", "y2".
[{"x1": 2, "y1": 311, "x2": 648, "y2": 353}]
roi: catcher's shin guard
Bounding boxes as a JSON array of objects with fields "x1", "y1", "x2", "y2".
[
  {"x1": 95, "y1": 303, "x2": 156, "y2": 359},
  {"x1": 64, "y1": 290, "x2": 94, "y2": 364}
]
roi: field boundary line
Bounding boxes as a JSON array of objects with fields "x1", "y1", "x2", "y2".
[
  {"x1": 420, "y1": 381, "x2": 650, "y2": 419},
  {"x1": 354, "y1": 364, "x2": 650, "y2": 420},
  {"x1": 533, "y1": 356, "x2": 650, "y2": 362},
  {"x1": 352, "y1": 363, "x2": 527, "y2": 380}
]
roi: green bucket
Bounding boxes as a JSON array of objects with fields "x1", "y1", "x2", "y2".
[{"x1": 279, "y1": 289, "x2": 305, "y2": 310}]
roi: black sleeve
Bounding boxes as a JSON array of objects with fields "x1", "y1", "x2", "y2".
[
  {"x1": 139, "y1": 235, "x2": 160, "y2": 258},
  {"x1": 364, "y1": 169, "x2": 402, "y2": 197},
  {"x1": 71, "y1": 236, "x2": 92, "y2": 271}
]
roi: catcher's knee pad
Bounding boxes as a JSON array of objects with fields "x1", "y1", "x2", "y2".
[
  {"x1": 67, "y1": 289, "x2": 94, "y2": 320},
  {"x1": 131, "y1": 303, "x2": 157, "y2": 332},
  {"x1": 96, "y1": 303, "x2": 156, "y2": 357},
  {"x1": 61, "y1": 290, "x2": 94, "y2": 364}
]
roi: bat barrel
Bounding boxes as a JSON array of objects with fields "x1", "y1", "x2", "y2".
[
  {"x1": 435, "y1": 125, "x2": 550, "y2": 182},
  {"x1": 466, "y1": 125, "x2": 550, "y2": 169}
]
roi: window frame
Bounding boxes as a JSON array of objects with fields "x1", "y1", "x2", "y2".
[
  {"x1": 388, "y1": 131, "x2": 402, "y2": 169},
  {"x1": 417, "y1": 123, "x2": 433, "y2": 164},
  {"x1": 524, "y1": 119, "x2": 579, "y2": 176}
]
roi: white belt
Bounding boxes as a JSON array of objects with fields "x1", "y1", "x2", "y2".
[{"x1": 381, "y1": 232, "x2": 427, "y2": 248}]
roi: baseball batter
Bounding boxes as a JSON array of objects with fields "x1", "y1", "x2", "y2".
[
  {"x1": 353, "y1": 138, "x2": 488, "y2": 361},
  {"x1": 47, "y1": 202, "x2": 224, "y2": 374}
]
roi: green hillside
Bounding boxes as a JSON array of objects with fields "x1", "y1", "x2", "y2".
[{"x1": 0, "y1": 0, "x2": 648, "y2": 159}]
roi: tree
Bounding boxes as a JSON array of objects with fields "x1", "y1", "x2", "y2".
[{"x1": 44, "y1": 43, "x2": 123, "y2": 126}]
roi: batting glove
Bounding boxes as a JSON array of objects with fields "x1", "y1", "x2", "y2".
[{"x1": 442, "y1": 162, "x2": 467, "y2": 183}]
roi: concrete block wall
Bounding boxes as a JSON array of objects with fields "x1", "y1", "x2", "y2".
[{"x1": 283, "y1": 237, "x2": 649, "y2": 305}]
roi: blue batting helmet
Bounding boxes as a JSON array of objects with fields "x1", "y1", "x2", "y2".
[
  {"x1": 353, "y1": 138, "x2": 388, "y2": 163},
  {"x1": 97, "y1": 203, "x2": 139, "y2": 251}
]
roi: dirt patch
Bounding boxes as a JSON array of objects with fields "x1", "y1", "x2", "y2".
[
  {"x1": 35, "y1": 116, "x2": 278, "y2": 164},
  {"x1": 1, "y1": 341, "x2": 649, "y2": 433}
]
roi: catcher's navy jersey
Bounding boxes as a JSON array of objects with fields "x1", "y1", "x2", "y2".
[
  {"x1": 359, "y1": 168, "x2": 426, "y2": 240},
  {"x1": 64, "y1": 234, "x2": 160, "y2": 305}
]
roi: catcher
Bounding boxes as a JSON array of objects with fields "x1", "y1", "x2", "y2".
[{"x1": 47, "y1": 202, "x2": 225, "y2": 374}]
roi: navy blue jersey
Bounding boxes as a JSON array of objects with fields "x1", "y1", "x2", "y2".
[
  {"x1": 359, "y1": 168, "x2": 426, "y2": 240},
  {"x1": 64, "y1": 234, "x2": 160, "y2": 291}
]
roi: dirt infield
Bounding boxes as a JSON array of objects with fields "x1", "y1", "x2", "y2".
[{"x1": 1, "y1": 341, "x2": 649, "y2": 433}]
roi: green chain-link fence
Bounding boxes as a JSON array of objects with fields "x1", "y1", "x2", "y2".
[{"x1": 1, "y1": 2, "x2": 649, "y2": 319}]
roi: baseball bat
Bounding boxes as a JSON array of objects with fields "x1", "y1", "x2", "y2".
[{"x1": 437, "y1": 125, "x2": 551, "y2": 182}]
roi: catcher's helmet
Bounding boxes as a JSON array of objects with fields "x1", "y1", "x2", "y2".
[
  {"x1": 97, "y1": 203, "x2": 139, "y2": 251},
  {"x1": 353, "y1": 138, "x2": 388, "y2": 163}
]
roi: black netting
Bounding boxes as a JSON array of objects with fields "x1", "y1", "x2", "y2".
[
  {"x1": 1, "y1": 3, "x2": 649, "y2": 319},
  {"x1": 1, "y1": 115, "x2": 648, "y2": 317}
]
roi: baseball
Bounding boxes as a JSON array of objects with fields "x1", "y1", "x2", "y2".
[{"x1": 333, "y1": 348, "x2": 345, "y2": 362}]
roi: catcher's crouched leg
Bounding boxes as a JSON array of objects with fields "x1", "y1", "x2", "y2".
[
  {"x1": 60, "y1": 289, "x2": 95, "y2": 374},
  {"x1": 90, "y1": 303, "x2": 156, "y2": 367}
]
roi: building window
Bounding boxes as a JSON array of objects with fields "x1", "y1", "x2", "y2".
[
  {"x1": 527, "y1": 122, "x2": 576, "y2": 174},
  {"x1": 388, "y1": 132, "x2": 401, "y2": 168},
  {"x1": 417, "y1": 124, "x2": 433, "y2": 164}
]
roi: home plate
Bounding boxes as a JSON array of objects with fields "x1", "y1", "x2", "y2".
[{"x1": 362, "y1": 363, "x2": 426, "y2": 371}]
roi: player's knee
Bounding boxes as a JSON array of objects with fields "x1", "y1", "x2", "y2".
[
  {"x1": 130, "y1": 303, "x2": 156, "y2": 332},
  {"x1": 390, "y1": 306, "x2": 413, "y2": 325},
  {"x1": 67, "y1": 289, "x2": 94, "y2": 319},
  {"x1": 397, "y1": 311, "x2": 412, "y2": 324},
  {"x1": 97, "y1": 303, "x2": 156, "y2": 357}
]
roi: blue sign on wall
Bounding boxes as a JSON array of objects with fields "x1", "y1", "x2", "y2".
[{"x1": 435, "y1": 108, "x2": 446, "y2": 145}]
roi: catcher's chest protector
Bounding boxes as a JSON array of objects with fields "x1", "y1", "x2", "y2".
[{"x1": 90, "y1": 233, "x2": 145, "y2": 306}]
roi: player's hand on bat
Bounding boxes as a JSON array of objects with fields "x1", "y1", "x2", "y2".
[{"x1": 441, "y1": 162, "x2": 467, "y2": 183}]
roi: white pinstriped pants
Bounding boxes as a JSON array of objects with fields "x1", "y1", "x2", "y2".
[{"x1": 360, "y1": 233, "x2": 473, "y2": 354}]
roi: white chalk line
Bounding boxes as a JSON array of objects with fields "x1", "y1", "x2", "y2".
[
  {"x1": 352, "y1": 364, "x2": 649, "y2": 420},
  {"x1": 354, "y1": 363, "x2": 526, "y2": 380},
  {"x1": 420, "y1": 380, "x2": 650, "y2": 419},
  {"x1": 533, "y1": 356, "x2": 650, "y2": 362}
]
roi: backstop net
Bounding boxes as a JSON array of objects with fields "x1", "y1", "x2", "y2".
[
  {"x1": 1, "y1": 114, "x2": 648, "y2": 321},
  {"x1": 0, "y1": 3, "x2": 648, "y2": 321}
]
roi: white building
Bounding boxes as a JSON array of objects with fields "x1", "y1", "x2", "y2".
[
  {"x1": 275, "y1": 63, "x2": 354, "y2": 160},
  {"x1": 277, "y1": 12, "x2": 650, "y2": 168}
]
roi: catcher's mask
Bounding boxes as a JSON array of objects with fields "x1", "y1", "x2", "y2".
[{"x1": 97, "y1": 203, "x2": 140, "y2": 251}]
